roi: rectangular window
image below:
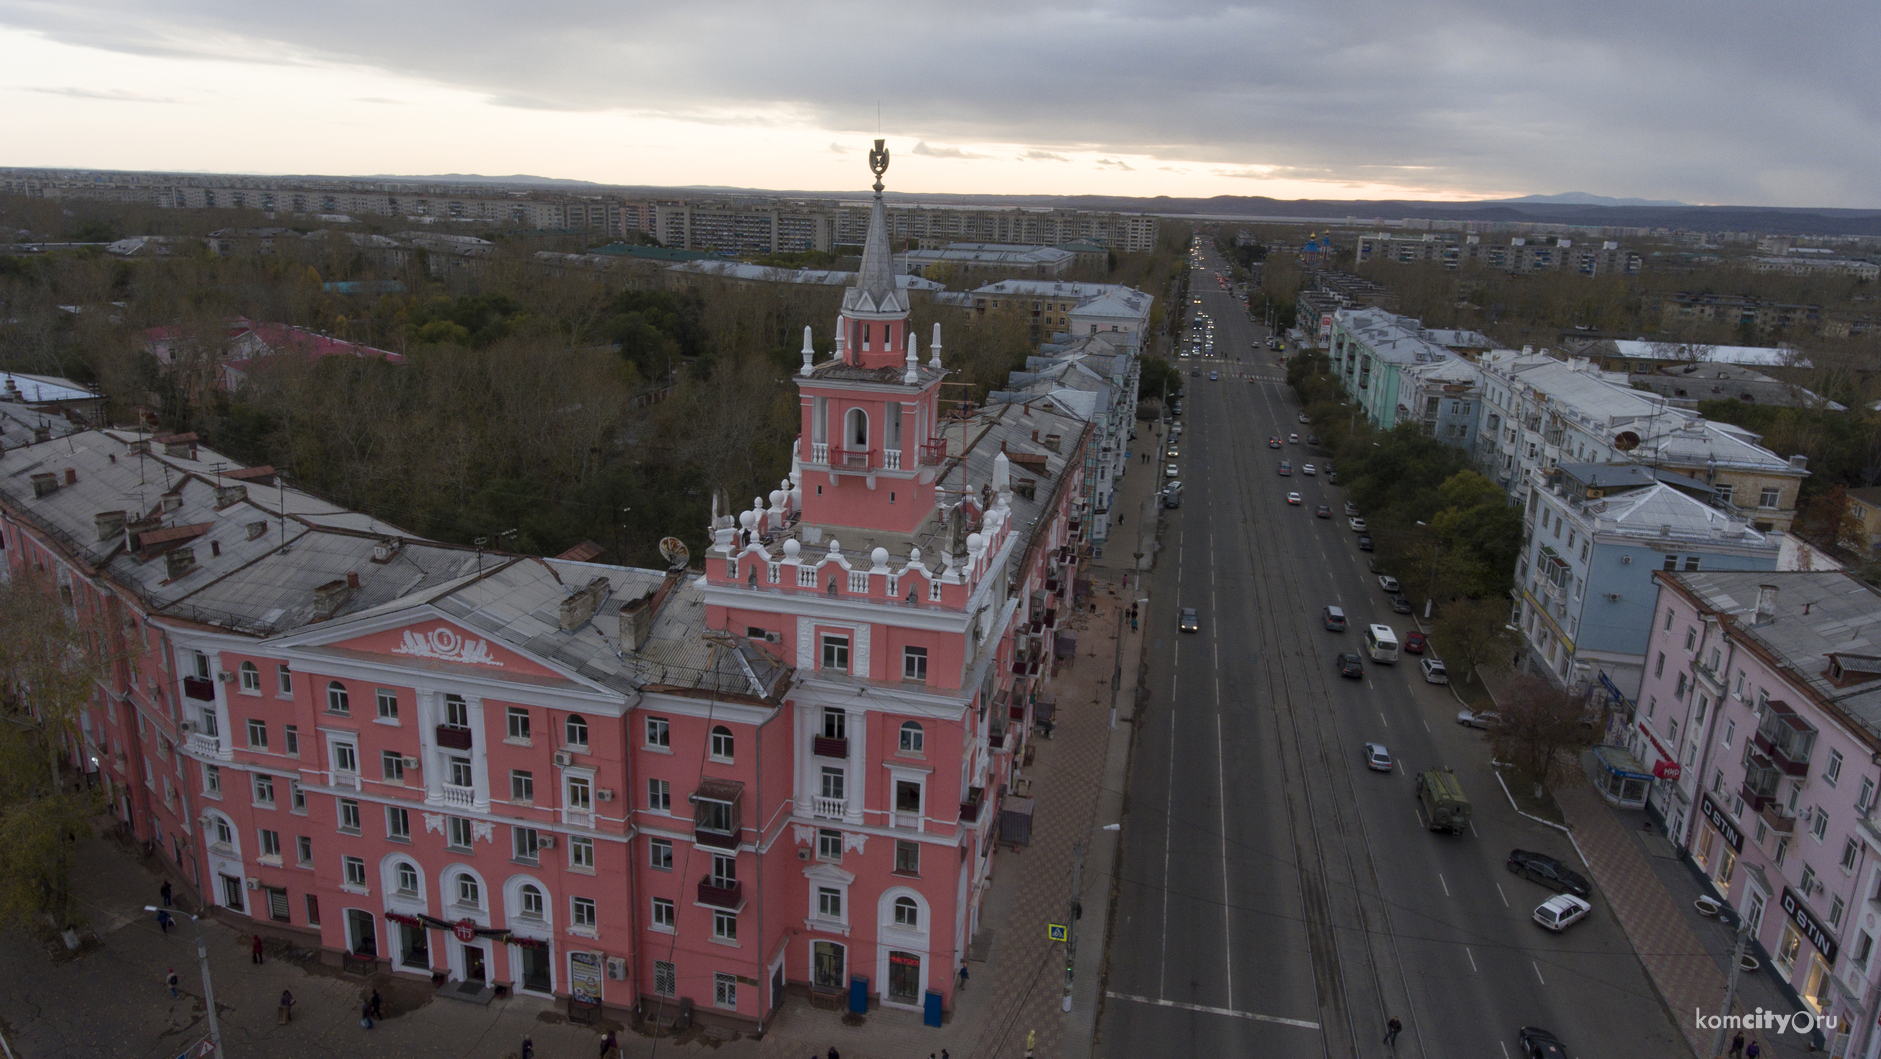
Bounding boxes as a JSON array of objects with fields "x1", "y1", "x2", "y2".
[
  {"x1": 820, "y1": 767, "x2": 845, "y2": 801},
  {"x1": 817, "y1": 886, "x2": 843, "y2": 920},
  {"x1": 506, "y1": 707, "x2": 531, "y2": 740},
  {"x1": 511, "y1": 770, "x2": 534, "y2": 804},
  {"x1": 305, "y1": 894, "x2": 321, "y2": 926},
  {"x1": 821, "y1": 634, "x2": 850, "y2": 672},
  {"x1": 714, "y1": 972, "x2": 737, "y2": 1008},
  {"x1": 333, "y1": 741, "x2": 358, "y2": 774},
  {"x1": 818, "y1": 829, "x2": 843, "y2": 862},
  {"x1": 1664, "y1": 554, "x2": 1679, "y2": 571},
  {"x1": 1654, "y1": 653, "x2": 1666, "y2": 678},
  {"x1": 1827, "y1": 750, "x2": 1844, "y2": 787},
  {"x1": 382, "y1": 750, "x2": 405, "y2": 782},
  {"x1": 713, "y1": 910, "x2": 738, "y2": 942},
  {"x1": 1723, "y1": 721, "x2": 1735, "y2": 749},
  {"x1": 571, "y1": 897, "x2": 596, "y2": 930},
  {"x1": 376, "y1": 689, "x2": 399, "y2": 721},
  {"x1": 1860, "y1": 777, "x2": 1876, "y2": 814},
  {"x1": 1684, "y1": 556, "x2": 1701, "y2": 572},
  {"x1": 903, "y1": 646, "x2": 928, "y2": 683},
  {"x1": 514, "y1": 827, "x2": 540, "y2": 863},
  {"x1": 570, "y1": 835, "x2": 594, "y2": 870},
  {"x1": 1844, "y1": 838, "x2": 1861, "y2": 872},
  {"x1": 709, "y1": 853, "x2": 737, "y2": 889},
  {"x1": 1685, "y1": 627, "x2": 1697, "y2": 651},
  {"x1": 1813, "y1": 809, "x2": 1830, "y2": 842},
  {"x1": 246, "y1": 719, "x2": 268, "y2": 749},
  {"x1": 654, "y1": 960, "x2": 676, "y2": 996},
  {"x1": 386, "y1": 806, "x2": 410, "y2": 840},
  {"x1": 645, "y1": 717, "x2": 670, "y2": 748},
  {"x1": 648, "y1": 779, "x2": 671, "y2": 812},
  {"x1": 895, "y1": 839, "x2": 920, "y2": 876},
  {"x1": 253, "y1": 774, "x2": 275, "y2": 806},
  {"x1": 290, "y1": 780, "x2": 305, "y2": 812},
  {"x1": 283, "y1": 725, "x2": 299, "y2": 756},
  {"x1": 338, "y1": 798, "x2": 361, "y2": 834},
  {"x1": 204, "y1": 763, "x2": 221, "y2": 795},
  {"x1": 448, "y1": 756, "x2": 472, "y2": 788},
  {"x1": 1832, "y1": 896, "x2": 1847, "y2": 928},
  {"x1": 822, "y1": 708, "x2": 847, "y2": 741},
  {"x1": 239, "y1": 664, "x2": 261, "y2": 694},
  {"x1": 342, "y1": 855, "x2": 366, "y2": 890},
  {"x1": 258, "y1": 829, "x2": 281, "y2": 860},
  {"x1": 651, "y1": 898, "x2": 676, "y2": 932},
  {"x1": 296, "y1": 835, "x2": 313, "y2": 867},
  {"x1": 1760, "y1": 487, "x2": 1781, "y2": 509},
  {"x1": 443, "y1": 694, "x2": 468, "y2": 729},
  {"x1": 567, "y1": 776, "x2": 592, "y2": 812},
  {"x1": 277, "y1": 664, "x2": 292, "y2": 696},
  {"x1": 448, "y1": 816, "x2": 473, "y2": 850},
  {"x1": 649, "y1": 837, "x2": 673, "y2": 871}
]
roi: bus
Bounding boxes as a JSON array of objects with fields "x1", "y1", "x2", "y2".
[{"x1": 1365, "y1": 624, "x2": 1399, "y2": 664}]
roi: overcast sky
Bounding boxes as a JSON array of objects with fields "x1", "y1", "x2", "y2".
[{"x1": 3, "y1": 1, "x2": 1876, "y2": 206}]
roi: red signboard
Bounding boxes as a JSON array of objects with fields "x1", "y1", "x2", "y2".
[
  {"x1": 1653, "y1": 760, "x2": 1682, "y2": 781},
  {"x1": 453, "y1": 919, "x2": 477, "y2": 942}
]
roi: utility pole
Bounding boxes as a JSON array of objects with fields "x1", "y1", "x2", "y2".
[
  {"x1": 1063, "y1": 823, "x2": 1121, "y2": 1011},
  {"x1": 1710, "y1": 913, "x2": 1753, "y2": 1058},
  {"x1": 147, "y1": 907, "x2": 224, "y2": 1058}
]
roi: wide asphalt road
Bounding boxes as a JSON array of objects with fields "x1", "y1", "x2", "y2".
[{"x1": 1095, "y1": 245, "x2": 1684, "y2": 1058}]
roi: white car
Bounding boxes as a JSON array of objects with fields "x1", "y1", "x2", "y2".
[
  {"x1": 1377, "y1": 575, "x2": 1401, "y2": 592},
  {"x1": 1286, "y1": 492, "x2": 1303, "y2": 505},
  {"x1": 1456, "y1": 709, "x2": 1500, "y2": 729},
  {"x1": 1302, "y1": 464, "x2": 1316, "y2": 476},
  {"x1": 1364, "y1": 743, "x2": 1393, "y2": 771},
  {"x1": 1349, "y1": 517, "x2": 1368, "y2": 532},
  {"x1": 1165, "y1": 463, "x2": 1180, "y2": 478},
  {"x1": 1533, "y1": 894, "x2": 1592, "y2": 932},
  {"x1": 1297, "y1": 414, "x2": 1311, "y2": 424},
  {"x1": 1421, "y1": 657, "x2": 1450, "y2": 684}
]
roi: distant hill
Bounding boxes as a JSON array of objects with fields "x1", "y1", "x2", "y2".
[
  {"x1": 1484, "y1": 192, "x2": 1690, "y2": 208},
  {"x1": 343, "y1": 173, "x2": 605, "y2": 188}
]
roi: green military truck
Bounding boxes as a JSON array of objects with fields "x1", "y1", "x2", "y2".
[{"x1": 1416, "y1": 767, "x2": 1471, "y2": 834}]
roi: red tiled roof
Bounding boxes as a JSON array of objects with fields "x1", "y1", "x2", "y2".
[{"x1": 134, "y1": 522, "x2": 213, "y2": 546}]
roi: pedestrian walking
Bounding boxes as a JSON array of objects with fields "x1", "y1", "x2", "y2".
[
  {"x1": 251, "y1": 934, "x2": 265, "y2": 964},
  {"x1": 1746, "y1": 1042, "x2": 1761, "y2": 1059},
  {"x1": 827, "y1": 1049, "x2": 840, "y2": 1059},
  {"x1": 600, "y1": 1030, "x2": 619, "y2": 1057},
  {"x1": 160, "y1": 880, "x2": 173, "y2": 907},
  {"x1": 278, "y1": 989, "x2": 295, "y2": 1024},
  {"x1": 1729, "y1": 1031, "x2": 1745, "y2": 1056},
  {"x1": 156, "y1": 909, "x2": 173, "y2": 934},
  {"x1": 361, "y1": 1000, "x2": 374, "y2": 1029},
  {"x1": 520, "y1": 1037, "x2": 534, "y2": 1059},
  {"x1": 958, "y1": 964, "x2": 969, "y2": 990},
  {"x1": 1384, "y1": 1015, "x2": 1402, "y2": 1046},
  {"x1": 1025, "y1": 1029, "x2": 1037, "y2": 1059},
  {"x1": 368, "y1": 989, "x2": 383, "y2": 1019},
  {"x1": 165, "y1": 969, "x2": 179, "y2": 998}
]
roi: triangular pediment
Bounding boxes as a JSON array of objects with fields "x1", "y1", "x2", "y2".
[
  {"x1": 322, "y1": 615, "x2": 562, "y2": 680},
  {"x1": 803, "y1": 861, "x2": 856, "y2": 886}
]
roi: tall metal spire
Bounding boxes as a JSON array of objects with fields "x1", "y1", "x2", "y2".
[{"x1": 846, "y1": 138, "x2": 907, "y2": 316}]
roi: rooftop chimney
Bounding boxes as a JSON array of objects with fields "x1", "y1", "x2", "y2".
[
  {"x1": 30, "y1": 472, "x2": 58, "y2": 498},
  {"x1": 345, "y1": 570, "x2": 360, "y2": 591},
  {"x1": 1790, "y1": 454, "x2": 1809, "y2": 471},
  {"x1": 164, "y1": 547, "x2": 196, "y2": 580},
  {"x1": 1754, "y1": 584, "x2": 1778, "y2": 626},
  {"x1": 214, "y1": 484, "x2": 247, "y2": 508},
  {"x1": 94, "y1": 510, "x2": 127, "y2": 541},
  {"x1": 312, "y1": 578, "x2": 352, "y2": 619},
  {"x1": 63, "y1": 467, "x2": 76, "y2": 485},
  {"x1": 558, "y1": 576, "x2": 612, "y2": 632}
]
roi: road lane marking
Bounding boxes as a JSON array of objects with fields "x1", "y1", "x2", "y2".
[
  {"x1": 1378, "y1": 710, "x2": 1388, "y2": 726},
  {"x1": 1496, "y1": 882, "x2": 1509, "y2": 908},
  {"x1": 1471, "y1": 820, "x2": 1480, "y2": 838},
  {"x1": 1438, "y1": 873, "x2": 1449, "y2": 897},
  {"x1": 1215, "y1": 712, "x2": 1235, "y2": 1009},
  {"x1": 1533, "y1": 961, "x2": 1547, "y2": 985},
  {"x1": 1159, "y1": 708, "x2": 1175, "y2": 996},
  {"x1": 1500, "y1": 1040, "x2": 1509, "y2": 1058},
  {"x1": 1422, "y1": 718, "x2": 1430, "y2": 733},
  {"x1": 1105, "y1": 992, "x2": 1321, "y2": 1031},
  {"x1": 1466, "y1": 947, "x2": 1478, "y2": 973}
]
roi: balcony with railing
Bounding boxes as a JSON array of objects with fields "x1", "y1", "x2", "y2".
[
  {"x1": 920, "y1": 438, "x2": 948, "y2": 466},
  {"x1": 811, "y1": 441, "x2": 829, "y2": 463},
  {"x1": 440, "y1": 785, "x2": 475, "y2": 808},
  {"x1": 840, "y1": 447, "x2": 874, "y2": 469},
  {"x1": 697, "y1": 878, "x2": 742, "y2": 909},
  {"x1": 882, "y1": 448, "x2": 903, "y2": 471},
  {"x1": 183, "y1": 676, "x2": 216, "y2": 702},
  {"x1": 1754, "y1": 702, "x2": 1816, "y2": 776},
  {"x1": 328, "y1": 770, "x2": 362, "y2": 791},
  {"x1": 693, "y1": 778, "x2": 744, "y2": 849},
  {"x1": 185, "y1": 731, "x2": 222, "y2": 758},
  {"x1": 436, "y1": 725, "x2": 473, "y2": 751},
  {"x1": 813, "y1": 736, "x2": 848, "y2": 758},
  {"x1": 1741, "y1": 755, "x2": 1782, "y2": 811},
  {"x1": 812, "y1": 796, "x2": 848, "y2": 820},
  {"x1": 959, "y1": 785, "x2": 985, "y2": 823}
]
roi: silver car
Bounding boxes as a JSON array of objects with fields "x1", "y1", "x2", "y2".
[
  {"x1": 1364, "y1": 742, "x2": 1393, "y2": 771},
  {"x1": 1533, "y1": 894, "x2": 1592, "y2": 932},
  {"x1": 1456, "y1": 709, "x2": 1500, "y2": 729},
  {"x1": 1421, "y1": 657, "x2": 1450, "y2": 684}
]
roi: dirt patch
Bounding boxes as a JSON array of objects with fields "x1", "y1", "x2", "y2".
[{"x1": 1497, "y1": 764, "x2": 1567, "y2": 825}]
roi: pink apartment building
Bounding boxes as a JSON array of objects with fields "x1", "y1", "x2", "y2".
[
  {"x1": 1636, "y1": 570, "x2": 1881, "y2": 1058},
  {"x1": 0, "y1": 155, "x2": 1098, "y2": 1034}
]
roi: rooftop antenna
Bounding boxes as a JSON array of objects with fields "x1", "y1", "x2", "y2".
[{"x1": 474, "y1": 536, "x2": 487, "y2": 580}]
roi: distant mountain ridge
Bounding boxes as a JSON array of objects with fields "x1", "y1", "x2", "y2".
[{"x1": 1483, "y1": 192, "x2": 1690, "y2": 208}]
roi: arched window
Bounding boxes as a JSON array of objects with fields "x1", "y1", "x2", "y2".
[
  {"x1": 710, "y1": 726, "x2": 734, "y2": 762},
  {"x1": 326, "y1": 681, "x2": 350, "y2": 714},
  {"x1": 520, "y1": 884, "x2": 544, "y2": 920},
  {"x1": 565, "y1": 714, "x2": 588, "y2": 748},
  {"x1": 893, "y1": 896, "x2": 919, "y2": 928},
  {"x1": 847, "y1": 407, "x2": 868, "y2": 448},
  {"x1": 454, "y1": 873, "x2": 481, "y2": 909},
  {"x1": 899, "y1": 721, "x2": 923, "y2": 754},
  {"x1": 238, "y1": 661, "x2": 260, "y2": 693},
  {"x1": 396, "y1": 862, "x2": 419, "y2": 896}
]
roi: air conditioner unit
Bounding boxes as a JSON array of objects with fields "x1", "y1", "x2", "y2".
[
  {"x1": 596, "y1": 788, "x2": 615, "y2": 802},
  {"x1": 180, "y1": 721, "x2": 198, "y2": 734},
  {"x1": 606, "y1": 957, "x2": 627, "y2": 981},
  {"x1": 216, "y1": 671, "x2": 236, "y2": 684},
  {"x1": 553, "y1": 751, "x2": 574, "y2": 767},
  {"x1": 538, "y1": 836, "x2": 555, "y2": 850},
  {"x1": 402, "y1": 756, "x2": 420, "y2": 769},
  {"x1": 797, "y1": 848, "x2": 812, "y2": 861},
  {"x1": 1606, "y1": 593, "x2": 1623, "y2": 602},
  {"x1": 763, "y1": 631, "x2": 781, "y2": 644},
  {"x1": 244, "y1": 878, "x2": 260, "y2": 891},
  {"x1": 198, "y1": 815, "x2": 213, "y2": 829}
]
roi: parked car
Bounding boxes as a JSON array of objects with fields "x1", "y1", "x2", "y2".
[
  {"x1": 1377, "y1": 575, "x2": 1401, "y2": 593},
  {"x1": 1315, "y1": 504, "x2": 1332, "y2": 518},
  {"x1": 1518, "y1": 1026, "x2": 1571, "y2": 1059},
  {"x1": 1165, "y1": 463, "x2": 1179, "y2": 478},
  {"x1": 1298, "y1": 413, "x2": 1311, "y2": 424},
  {"x1": 1364, "y1": 742, "x2": 1393, "y2": 771},
  {"x1": 1302, "y1": 463, "x2": 1316, "y2": 476},
  {"x1": 1178, "y1": 607, "x2": 1201, "y2": 633},
  {"x1": 1356, "y1": 535, "x2": 1374, "y2": 551},
  {"x1": 1508, "y1": 850, "x2": 1593, "y2": 897},
  {"x1": 1533, "y1": 894, "x2": 1592, "y2": 932},
  {"x1": 1456, "y1": 709, "x2": 1499, "y2": 728},
  {"x1": 1403, "y1": 631, "x2": 1427, "y2": 653},
  {"x1": 1337, "y1": 653, "x2": 1365, "y2": 678},
  {"x1": 1390, "y1": 595, "x2": 1413, "y2": 614},
  {"x1": 1286, "y1": 492, "x2": 1303, "y2": 505},
  {"x1": 1344, "y1": 502, "x2": 1361, "y2": 517},
  {"x1": 1307, "y1": 434, "x2": 1320, "y2": 445},
  {"x1": 1162, "y1": 483, "x2": 1182, "y2": 509},
  {"x1": 1349, "y1": 517, "x2": 1367, "y2": 532},
  {"x1": 1421, "y1": 657, "x2": 1449, "y2": 684}
]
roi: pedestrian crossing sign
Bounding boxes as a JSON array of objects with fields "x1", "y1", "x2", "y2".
[
  {"x1": 197, "y1": 1039, "x2": 217, "y2": 1057},
  {"x1": 1047, "y1": 923, "x2": 1069, "y2": 942}
]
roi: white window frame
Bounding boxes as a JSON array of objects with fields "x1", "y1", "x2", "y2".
[{"x1": 651, "y1": 897, "x2": 676, "y2": 932}]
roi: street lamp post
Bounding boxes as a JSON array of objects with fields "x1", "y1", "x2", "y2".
[
  {"x1": 1415, "y1": 521, "x2": 1442, "y2": 620},
  {"x1": 1063, "y1": 822, "x2": 1122, "y2": 1011},
  {"x1": 146, "y1": 906, "x2": 225, "y2": 1058}
]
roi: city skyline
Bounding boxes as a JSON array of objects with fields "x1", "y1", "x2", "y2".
[{"x1": 3, "y1": 1, "x2": 1877, "y2": 208}]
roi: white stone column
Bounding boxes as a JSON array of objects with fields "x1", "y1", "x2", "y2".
[
  {"x1": 467, "y1": 696, "x2": 491, "y2": 812},
  {"x1": 416, "y1": 689, "x2": 443, "y2": 806}
]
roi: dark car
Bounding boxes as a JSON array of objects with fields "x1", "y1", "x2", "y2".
[
  {"x1": 1507, "y1": 850, "x2": 1593, "y2": 897},
  {"x1": 1315, "y1": 504, "x2": 1332, "y2": 518},
  {"x1": 1518, "y1": 1026, "x2": 1570, "y2": 1059},
  {"x1": 1337, "y1": 653, "x2": 1365, "y2": 679},
  {"x1": 1404, "y1": 631, "x2": 1428, "y2": 654},
  {"x1": 1306, "y1": 434, "x2": 1320, "y2": 445},
  {"x1": 1178, "y1": 607, "x2": 1201, "y2": 633},
  {"x1": 1357, "y1": 535, "x2": 1374, "y2": 552},
  {"x1": 1390, "y1": 595, "x2": 1413, "y2": 614}
]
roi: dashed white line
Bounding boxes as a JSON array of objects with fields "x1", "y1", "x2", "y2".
[
  {"x1": 1105, "y1": 992, "x2": 1321, "y2": 1030},
  {"x1": 1533, "y1": 961, "x2": 1547, "y2": 985},
  {"x1": 1215, "y1": 712, "x2": 1235, "y2": 1009},
  {"x1": 1466, "y1": 947, "x2": 1478, "y2": 973},
  {"x1": 1438, "y1": 873, "x2": 1450, "y2": 897},
  {"x1": 1496, "y1": 882, "x2": 1509, "y2": 908}
]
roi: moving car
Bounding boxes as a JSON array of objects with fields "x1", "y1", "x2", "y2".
[
  {"x1": 1167, "y1": 446, "x2": 1180, "y2": 458},
  {"x1": 1336, "y1": 653, "x2": 1365, "y2": 678},
  {"x1": 1323, "y1": 606, "x2": 1347, "y2": 631},
  {"x1": 1403, "y1": 631, "x2": 1427, "y2": 653},
  {"x1": 1190, "y1": 369, "x2": 1201, "y2": 377},
  {"x1": 1421, "y1": 657, "x2": 1449, "y2": 684},
  {"x1": 1268, "y1": 436, "x2": 1282, "y2": 449},
  {"x1": 1364, "y1": 742, "x2": 1393, "y2": 771},
  {"x1": 1208, "y1": 371, "x2": 1219, "y2": 381},
  {"x1": 1507, "y1": 850, "x2": 1593, "y2": 897},
  {"x1": 1302, "y1": 463, "x2": 1316, "y2": 476},
  {"x1": 1288, "y1": 433, "x2": 1300, "y2": 444},
  {"x1": 1315, "y1": 504, "x2": 1332, "y2": 518},
  {"x1": 1165, "y1": 463, "x2": 1180, "y2": 478},
  {"x1": 1278, "y1": 461, "x2": 1292, "y2": 475},
  {"x1": 1178, "y1": 607, "x2": 1201, "y2": 633},
  {"x1": 1518, "y1": 1027, "x2": 1571, "y2": 1059},
  {"x1": 1533, "y1": 894, "x2": 1592, "y2": 932},
  {"x1": 1286, "y1": 492, "x2": 1303, "y2": 505},
  {"x1": 1356, "y1": 535, "x2": 1374, "y2": 551},
  {"x1": 1349, "y1": 517, "x2": 1368, "y2": 532},
  {"x1": 1307, "y1": 434, "x2": 1320, "y2": 445},
  {"x1": 1416, "y1": 767, "x2": 1471, "y2": 833},
  {"x1": 1456, "y1": 709, "x2": 1499, "y2": 728},
  {"x1": 1389, "y1": 595, "x2": 1413, "y2": 614},
  {"x1": 1377, "y1": 575, "x2": 1401, "y2": 593}
]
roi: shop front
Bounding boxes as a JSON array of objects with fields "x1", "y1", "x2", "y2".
[
  {"x1": 1695, "y1": 793, "x2": 1745, "y2": 897},
  {"x1": 1777, "y1": 886, "x2": 1840, "y2": 1017},
  {"x1": 1590, "y1": 744, "x2": 1654, "y2": 809}
]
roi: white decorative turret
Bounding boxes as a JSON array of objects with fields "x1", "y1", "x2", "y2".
[
  {"x1": 929, "y1": 322, "x2": 943, "y2": 370},
  {"x1": 782, "y1": 538, "x2": 801, "y2": 563},
  {"x1": 834, "y1": 315, "x2": 846, "y2": 363},
  {"x1": 992, "y1": 451, "x2": 1011, "y2": 495},
  {"x1": 799, "y1": 325, "x2": 815, "y2": 376},
  {"x1": 827, "y1": 539, "x2": 842, "y2": 561},
  {"x1": 870, "y1": 546, "x2": 890, "y2": 574},
  {"x1": 903, "y1": 331, "x2": 919, "y2": 385},
  {"x1": 768, "y1": 488, "x2": 786, "y2": 528}
]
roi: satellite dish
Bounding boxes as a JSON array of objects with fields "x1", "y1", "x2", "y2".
[
  {"x1": 1613, "y1": 431, "x2": 1641, "y2": 452},
  {"x1": 658, "y1": 537, "x2": 690, "y2": 570}
]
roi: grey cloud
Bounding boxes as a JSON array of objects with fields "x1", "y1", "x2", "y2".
[
  {"x1": 1096, "y1": 158, "x2": 1134, "y2": 171},
  {"x1": 1022, "y1": 150, "x2": 1068, "y2": 162},
  {"x1": 4, "y1": 0, "x2": 1878, "y2": 204},
  {"x1": 827, "y1": 142, "x2": 853, "y2": 154},
  {"x1": 28, "y1": 86, "x2": 187, "y2": 103},
  {"x1": 911, "y1": 141, "x2": 990, "y2": 160}
]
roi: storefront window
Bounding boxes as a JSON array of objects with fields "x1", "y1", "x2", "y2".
[{"x1": 887, "y1": 951, "x2": 921, "y2": 1002}]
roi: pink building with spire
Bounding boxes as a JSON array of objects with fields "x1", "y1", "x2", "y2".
[{"x1": 1, "y1": 142, "x2": 1102, "y2": 1035}]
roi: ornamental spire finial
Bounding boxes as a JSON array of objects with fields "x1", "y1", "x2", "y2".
[{"x1": 869, "y1": 138, "x2": 890, "y2": 195}]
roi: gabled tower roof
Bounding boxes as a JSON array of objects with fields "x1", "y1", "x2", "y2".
[{"x1": 845, "y1": 139, "x2": 909, "y2": 317}]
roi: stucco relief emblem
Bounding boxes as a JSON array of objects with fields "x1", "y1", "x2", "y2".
[
  {"x1": 423, "y1": 813, "x2": 445, "y2": 835},
  {"x1": 393, "y1": 626, "x2": 504, "y2": 667},
  {"x1": 793, "y1": 824, "x2": 816, "y2": 846}
]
